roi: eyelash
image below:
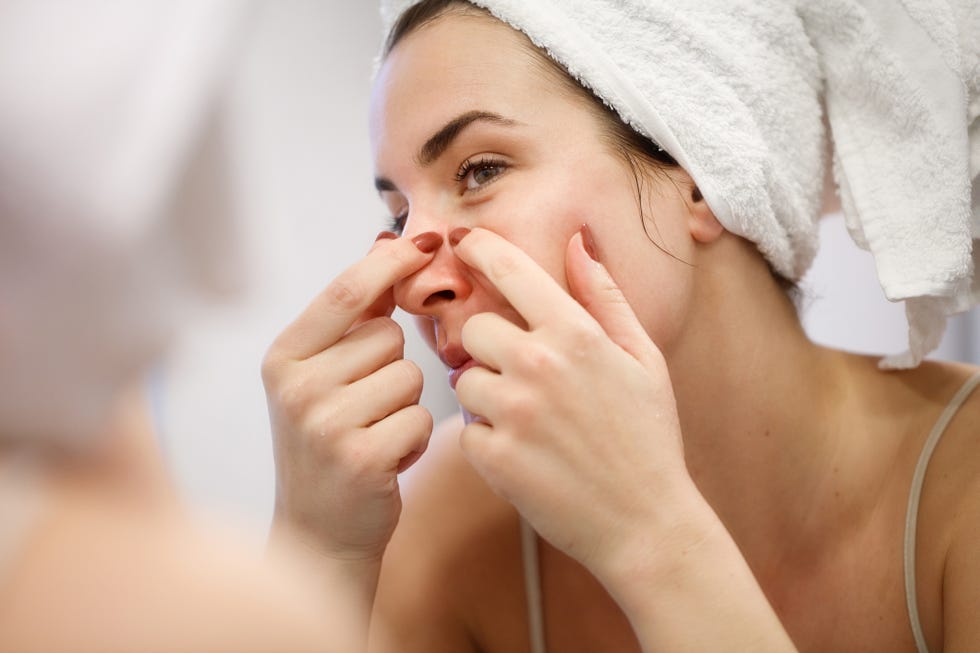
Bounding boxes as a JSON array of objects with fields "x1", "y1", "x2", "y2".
[
  {"x1": 386, "y1": 211, "x2": 408, "y2": 235},
  {"x1": 454, "y1": 156, "x2": 509, "y2": 190},
  {"x1": 384, "y1": 156, "x2": 509, "y2": 235}
]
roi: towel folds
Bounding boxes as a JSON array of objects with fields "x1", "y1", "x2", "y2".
[{"x1": 380, "y1": 0, "x2": 980, "y2": 368}]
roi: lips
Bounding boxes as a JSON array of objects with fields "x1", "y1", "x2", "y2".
[
  {"x1": 440, "y1": 344, "x2": 478, "y2": 390},
  {"x1": 448, "y1": 358, "x2": 481, "y2": 390}
]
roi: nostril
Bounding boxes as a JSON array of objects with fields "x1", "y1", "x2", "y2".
[{"x1": 423, "y1": 289, "x2": 455, "y2": 306}]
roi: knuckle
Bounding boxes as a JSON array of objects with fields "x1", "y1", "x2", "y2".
[
  {"x1": 326, "y1": 278, "x2": 366, "y2": 312},
  {"x1": 359, "y1": 317, "x2": 405, "y2": 356},
  {"x1": 404, "y1": 404, "x2": 434, "y2": 435},
  {"x1": 501, "y1": 389, "x2": 536, "y2": 422},
  {"x1": 516, "y1": 341, "x2": 561, "y2": 376},
  {"x1": 274, "y1": 377, "x2": 312, "y2": 418},
  {"x1": 260, "y1": 350, "x2": 283, "y2": 386},
  {"x1": 565, "y1": 323, "x2": 604, "y2": 357},
  {"x1": 488, "y1": 252, "x2": 520, "y2": 282}
]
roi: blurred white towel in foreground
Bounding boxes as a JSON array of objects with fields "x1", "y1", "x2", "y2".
[
  {"x1": 0, "y1": 1, "x2": 253, "y2": 445},
  {"x1": 381, "y1": 0, "x2": 980, "y2": 368}
]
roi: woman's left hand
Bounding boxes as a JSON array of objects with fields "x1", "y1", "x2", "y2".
[{"x1": 452, "y1": 227, "x2": 703, "y2": 582}]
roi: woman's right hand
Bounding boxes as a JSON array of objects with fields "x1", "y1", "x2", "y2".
[{"x1": 262, "y1": 231, "x2": 441, "y2": 563}]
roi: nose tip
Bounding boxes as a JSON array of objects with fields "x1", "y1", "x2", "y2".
[{"x1": 394, "y1": 232, "x2": 470, "y2": 317}]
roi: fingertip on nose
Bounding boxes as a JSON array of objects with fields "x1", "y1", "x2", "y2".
[
  {"x1": 448, "y1": 227, "x2": 471, "y2": 247},
  {"x1": 412, "y1": 231, "x2": 443, "y2": 254}
]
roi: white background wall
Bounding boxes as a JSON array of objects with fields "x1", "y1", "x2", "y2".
[{"x1": 155, "y1": 1, "x2": 979, "y2": 537}]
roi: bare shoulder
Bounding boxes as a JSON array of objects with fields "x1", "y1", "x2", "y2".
[
  {"x1": 933, "y1": 376, "x2": 980, "y2": 653},
  {"x1": 913, "y1": 361, "x2": 980, "y2": 651},
  {"x1": 941, "y1": 470, "x2": 980, "y2": 652},
  {"x1": 0, "y1": 498, "x2": 334, "y2": 653},
  {"x1": 913, "y1": 361, "x2": 980, "y2": 530},
  {"x1": 917, "y1": 361, "x2": 980, "y2": 492},
  {"x1": 373, "y1": 413, "x2": 527, "y2": 652}
]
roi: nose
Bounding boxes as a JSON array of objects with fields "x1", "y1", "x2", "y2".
[{"x1": 394, "y1": 221, "x2": 473, "y2": 320}]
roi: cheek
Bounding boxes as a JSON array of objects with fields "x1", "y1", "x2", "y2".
[
  {"x1": 474, "y1": 177, "x2": 610, "y2": 290},
  {"x1": 606, "y1": 239, "x2": 697, "y2": 352}
]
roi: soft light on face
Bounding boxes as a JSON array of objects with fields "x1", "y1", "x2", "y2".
[{"x1": 370, "y1": 10, "x2": 699, "y2": 364}]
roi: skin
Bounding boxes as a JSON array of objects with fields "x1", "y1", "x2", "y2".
[
  {"x1": 266, "y1": 9, "x2": 980, "y2": 653},
  {"x1": 0, "y1": 385, "x2": 338, "y2": 653}
]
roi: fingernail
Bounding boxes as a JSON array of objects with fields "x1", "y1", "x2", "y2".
[
  {"x1": 375, "y1": 231, "x2": 398, "y2": 242},
  {"x1": 412, "y1": 231, "x2": 443, "y2": 253},
  {"x1": 580, "y1": 224, "x2": 600, "y2": 262},
  {"x1": 448, "y1": 227, "x2": 471, "y2": 247}
]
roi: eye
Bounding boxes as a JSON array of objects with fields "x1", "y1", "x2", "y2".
[
  {"x1": 455, "y1": 156, "x2": 508, "y2": 192},
  {"x1": 386, "y1": 210, "x2": 408, "y2": 236}
]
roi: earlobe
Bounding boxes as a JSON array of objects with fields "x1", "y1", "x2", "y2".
[{"x1": 688, "y1": 186, "x2": 725, "y2": 243}]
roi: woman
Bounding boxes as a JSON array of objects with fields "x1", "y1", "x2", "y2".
[{"x1": 265, "y1": 1, "x2": 980, "y2": 650}]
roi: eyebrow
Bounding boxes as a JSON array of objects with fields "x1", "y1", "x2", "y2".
[{"x1": 374, "y1": 110, "x2": 520, "y2": 193}]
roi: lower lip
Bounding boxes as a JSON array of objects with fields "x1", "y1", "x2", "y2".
[{"x1": 448, "y1": 359, "x2": 480, "y2": 390}]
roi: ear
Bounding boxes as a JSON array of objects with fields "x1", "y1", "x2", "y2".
[{"x1": 687, "y1": 185, "x2": 724, "y2": 244}]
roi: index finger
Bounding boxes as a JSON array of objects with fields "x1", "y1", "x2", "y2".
[
  {"x1": 451, "y1": 228, "x2": 589, "y2": 329},
  {"x1": 272, "y1": 234, "x2": 439, "y2": 360}
]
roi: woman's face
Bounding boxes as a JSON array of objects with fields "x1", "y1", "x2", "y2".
[{"x1": 371, "y1": 12, "x2": 700, "y2": 376}]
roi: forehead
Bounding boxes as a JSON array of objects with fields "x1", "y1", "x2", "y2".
[{"x1": 369, "y1": 13, "x2": 562, "y2": 162}]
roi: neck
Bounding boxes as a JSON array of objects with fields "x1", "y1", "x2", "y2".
[
  {"x1": 663, "y1": 239, "x2": 903, "y2": 573},
  {"x1": 0, "y1": 383, "x2": 176, "y2": 508}
]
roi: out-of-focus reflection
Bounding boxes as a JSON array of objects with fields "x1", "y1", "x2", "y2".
[
  {"x1": 0, "y1": 0, "x2": 247, "y2": 445},
  {"x1": 0, "y1": 2, "x2": 349, "y2": 650}
]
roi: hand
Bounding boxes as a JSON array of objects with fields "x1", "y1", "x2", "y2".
[
  {"x1": 452, "y1": 227, "x2": 700, "y2": 581},
  {"x1": 262, "y1": 232, "x2": 440, "y2": 562}
]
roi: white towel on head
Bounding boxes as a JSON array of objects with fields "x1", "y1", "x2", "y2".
[
  {"x1": 379, "y1": 0, "x2": 980, "y2": 368},
  {"x1": 801, "y1": 0, "x2": 980, "y2": 368}
]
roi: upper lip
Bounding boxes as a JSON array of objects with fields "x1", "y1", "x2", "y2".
[{"x1": 440, "y1": 343, "x2": 471, "y2": 370}]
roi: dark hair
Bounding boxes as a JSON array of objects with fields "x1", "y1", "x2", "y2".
[
  {"x1": 384, "y1": 0, "x2": 800, "y2": 304},
  {"x1": 384, "y1": 0, "x2": 678, "y2": 174}
]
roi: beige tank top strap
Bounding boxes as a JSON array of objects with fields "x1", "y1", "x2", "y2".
[
  {"x1": 904, "y1": 370, "x2": 980, "y2": 653},
  {"x1": 521, "y1": 516, "x2": 548, "y2": 653}
]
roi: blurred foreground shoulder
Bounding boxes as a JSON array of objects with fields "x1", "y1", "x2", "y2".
[{"x1": 0, "y1": 499, "x2": 337, "y2": 653}]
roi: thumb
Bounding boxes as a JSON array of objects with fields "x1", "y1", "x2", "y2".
[{"x1": 565, "y1": 226, "x2": 663, "y2": 369}]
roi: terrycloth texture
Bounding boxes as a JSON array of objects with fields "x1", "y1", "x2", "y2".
[
  {"x1": 0, "y1": 1, "x2": 252, "y2": 446},
  {"x1": 380, "y1": 0, "x2": 980, "y2": 368},
  {"x1": 803, "y1": 0, "x2": 980, "y2": 367}
]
